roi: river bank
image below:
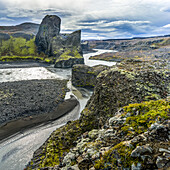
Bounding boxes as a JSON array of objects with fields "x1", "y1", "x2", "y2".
[
  {"x1": 0, "y1": 49, "x2": 115, "y2": 170},
  {"x1": 0, "y1": 95, "x2": 78, "y2": 141}
]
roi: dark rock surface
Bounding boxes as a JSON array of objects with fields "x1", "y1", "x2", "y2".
[
  {"x1": 0, "y1": 79, "x2": 68, "y2": 126},
  {"x1": 55, "y1": 58, "x2": 84, "y2": 68},
  {"x1": 35, "y1": 15, "x2": 61, "y2": 55},
  {"x1": 81, "y1": 41, "x2": 95, "y2": 54},
  {"x1": 35, "y1": 15, "x2": 83, "y2": 67},
  {"x1": 51, "y1": 30, "x2": 82, "y2": 57},
  {"x1": 72, "y1": 64, "x2": 109, "y2": 88}
]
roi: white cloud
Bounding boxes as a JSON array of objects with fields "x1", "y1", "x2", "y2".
[
  {"x1": 163, "y1": 24, "x2": 170, "y2": 28},
  {"x1": 0, "y1": 17, "x2": 14, "y2": 21}
]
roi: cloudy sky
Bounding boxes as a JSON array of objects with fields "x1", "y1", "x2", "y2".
[{"x1": 0, "y1": 0, "x2": 170, "y2": 39}]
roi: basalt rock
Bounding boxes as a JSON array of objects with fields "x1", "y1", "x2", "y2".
[
  {"x1": 72, "y1": 64, "x2": 109, "y2": 88},
  {"x1": 35, "y1": 15, "x2": 83, "y2": 67},
  {"x1": 35, "y1": 15, "x2": 61, "y2": 56}
]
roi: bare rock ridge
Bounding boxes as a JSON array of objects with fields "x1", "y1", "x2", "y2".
[
  {"x1": 35, "y1": 15, "x2": 84, "y2": 67},
  {"x1": 0, "y1": 22, "x2": 39, "y2": 35}
]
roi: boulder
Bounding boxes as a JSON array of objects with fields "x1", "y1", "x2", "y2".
[{"x1": 72, "y1": 64, "x2": 109, "y2": 88}]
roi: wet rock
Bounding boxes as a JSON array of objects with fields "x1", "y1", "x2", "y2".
[{"x1": 55, "y1": 57, "x2": 84, "y2": 68}]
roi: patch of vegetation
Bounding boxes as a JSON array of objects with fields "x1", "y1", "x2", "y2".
[
  {"x1": 0, "y1": 36, "x2": 55, "y2": 63},
  {"x1": 94, "y1": 142, "x2": 139, "y2": 169},
  {"x1": 0, "y1": 55, "x2": 44, "y2": 62},
  {"x1": 37, "y1": 109, "x2": 97, "y2": 168},
  {"x1": 0, "y1": 36, "x2": 37, "y2": 56},
  {"x1": 122, "y1": 100, "x2": 169, "y2": 135},
  {"x1": 94, "y1": 99, "x2": 169, "y2": 169},
  {"x1": 55, "y1": 49, "x2": 82, "y2": 62}
]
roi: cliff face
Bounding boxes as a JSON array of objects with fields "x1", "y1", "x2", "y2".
[
  {"x1": 35, "y1": 15, "x2": 61, "y2": 56},
  {"x1": 35, "y1": 15, "x2": 83, "y2": 67},
  {"x1": 72, "y1": 64, "x2": 109, "y2": 88},
  {"x1": 26, "y1": 61, "x2": 169, "y2": 169}
]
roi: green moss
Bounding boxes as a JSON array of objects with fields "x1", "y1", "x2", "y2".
[
  {"x1": 94, "y1": 142, "x2": 139, "y2": 169},
  {"x1": 0, "y1": 36, "x2": 38, "y2": 56},
  {"x1": 55, "y1": 49, "x2": 82, "y2": 62},
  {"x1": 38, "y1": 110, "x2": 97, "y2": 168},
  {"x1": 119, "y1": 69, "x2": 136, "y2": 79},
  {"x1": 122, "y1": 100, "x2": 169, "y2": 135},
  {"x1": 0, "y1": 55, "x2": 44, "y2": 62}
]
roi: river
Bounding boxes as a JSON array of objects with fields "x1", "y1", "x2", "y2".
[{"x1": 0, "y1": 49, "x2": 116, "y2": 170}]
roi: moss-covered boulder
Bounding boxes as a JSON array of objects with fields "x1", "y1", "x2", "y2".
[
  {"x1": 72, "y1": 64, "x2": 109, "y2": 88},
  {"x1": 54, "y1": 49, "x2": 84, "y2": 68}
]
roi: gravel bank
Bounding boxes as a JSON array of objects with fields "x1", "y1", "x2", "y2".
[{"x1": 0, "y1": 79, "x2": 68, "y2": 126}]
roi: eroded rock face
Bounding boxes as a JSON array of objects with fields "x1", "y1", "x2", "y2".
[
  {"x1": 72, "y1": 64, "x2": 109, "y2": 88},
  {"x1": 35, "y1": 15, "x2": 83, "y2": 67},
  {"x1": 35, "y1": 15, "x2": 61, "y2": 55}
]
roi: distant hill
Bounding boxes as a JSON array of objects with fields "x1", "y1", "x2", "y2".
[{"x1": 0, "y1": 22, "x2": 39, "y2": 35}]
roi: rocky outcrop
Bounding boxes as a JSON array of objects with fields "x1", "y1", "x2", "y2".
[
  {"x1": 35, "y1": 15, "x2": 83, "y2": 67},
  {"x1": 35, "y1": 15, "x2": 61, "y2": 56},
  {"x1": 55, "y1": 57, "x2": 84, "y2": 68},
  {"x1": 26, "y1": 63, "x2": 169, "y2": 169},
  {"x1": 57, "y1": 100, "x2": 169, "y2": 170},
  {"x1": 72, "y1": 64, "x2": 109, "y2": 88},
  {"x1": 81, "y1": 41, "x2": 95, "y2": 54}
]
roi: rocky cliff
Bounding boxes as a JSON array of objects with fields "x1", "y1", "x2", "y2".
[
  {"x1": 35, "y1": 15, "x2": 83, "y2": 67},
  {"x1": 72, "y1": 64, "x2": 109, "y2": 88},
  {"x1": 26, "y1": 61, "x2": 169, "y2": 170}
]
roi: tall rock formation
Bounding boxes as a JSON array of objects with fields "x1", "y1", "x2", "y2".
[
  {"x1": 35, "y1": 15, "x2": 83, "y2": 67},
  {"x1": 35, "y1": 15, "x2": 61, "y2": 56}
]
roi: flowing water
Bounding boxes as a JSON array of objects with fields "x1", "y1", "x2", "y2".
[{"x1": 0, "y1": 49, "x2": 116, "y2": 170}]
